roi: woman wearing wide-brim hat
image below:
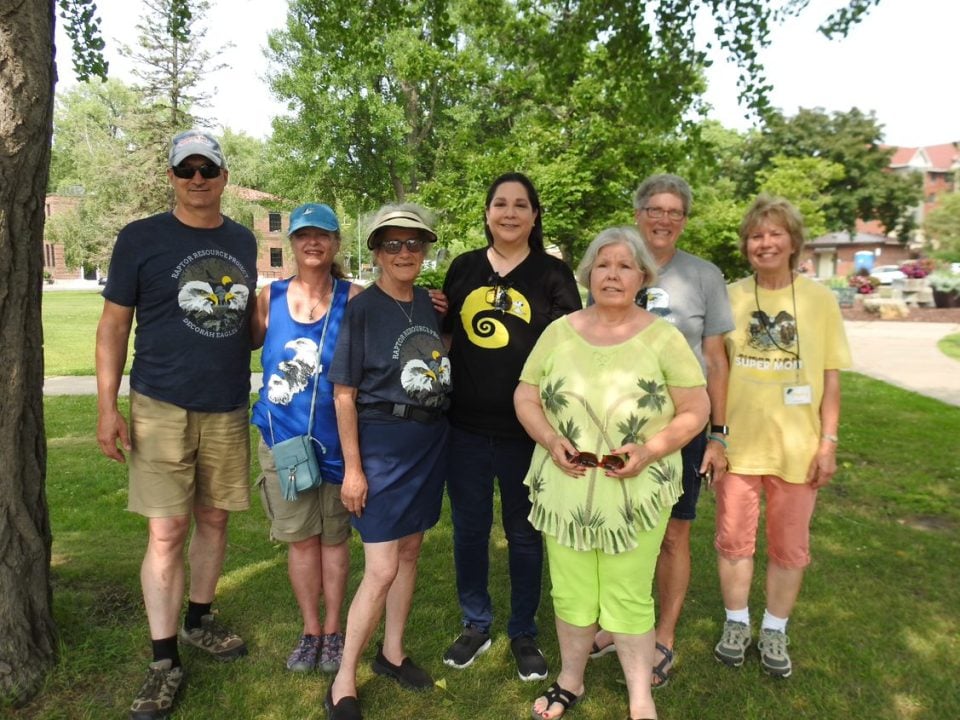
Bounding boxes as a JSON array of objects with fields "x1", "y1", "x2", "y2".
[{"x1": 324, "y1": 203, "x2": 452, "y2": 720}]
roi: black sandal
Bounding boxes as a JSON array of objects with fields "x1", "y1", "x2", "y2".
[
  {"x1": 651, "y1": 642, "x2": 674, "y2": 689},
  {"x1": 531, "y1": 681, "x2": 583, "y2": 720}
]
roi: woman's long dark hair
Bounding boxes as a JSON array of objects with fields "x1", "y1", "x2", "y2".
[{"x1": 483, "y1": 172, "x2": 545, "y2": 253}]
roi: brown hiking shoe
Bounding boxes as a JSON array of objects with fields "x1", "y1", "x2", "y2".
[
  {"x1": 178, "y1": 613, "x2": 247, "y2": 661},
  {"x1": 129, "y1": 659, "x2": 184, "y2": 720}
]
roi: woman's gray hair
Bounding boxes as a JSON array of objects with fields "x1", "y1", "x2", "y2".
[
  {"x1": 576, "y1": 226, "x2": 658, "y2": 289},
  {"x1": 632, "y1": 173, "x2": 693, "y2": 216}
]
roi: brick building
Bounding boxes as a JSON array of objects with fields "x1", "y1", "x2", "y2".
[
  {"x1": 888, "y1": 142, "x2": 960, "y2": 234},
  {"x1": 801, "y1": 223, "x2": 912, "y2": 279},
  {"x1": 42, "y1": 194, "x2": 83, "y2": 280}
]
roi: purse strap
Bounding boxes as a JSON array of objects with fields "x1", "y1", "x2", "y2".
[{"x1": 268, "y1": 277, "x2": 338, "y2": 445}]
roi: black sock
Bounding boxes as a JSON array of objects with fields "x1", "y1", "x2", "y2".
[
  {"x1": 185, "y1": 601, "x2": 212, "y2": 630},
  {"x1": 152, "y1": 636, "x2": 181, "y2": 668}
]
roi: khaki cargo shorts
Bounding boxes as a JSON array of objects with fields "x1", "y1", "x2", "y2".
[
  {"x1": 127, "y1": 390, "x2": 251, "y2": 517},
  {"x1": 257, "y1": 439, "x2": 351, "y2": 545}
]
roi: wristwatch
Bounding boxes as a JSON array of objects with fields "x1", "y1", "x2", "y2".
[{"x1": 710, "y1": 424, "x2": 729, "y2": 436}]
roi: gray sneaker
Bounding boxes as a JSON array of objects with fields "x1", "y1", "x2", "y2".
[
  {"x1": 319, "y1": 632, "x2": 344, "y2": 673},
  {"x1": 757, "y1": 628, "x2": 792, "y2": 678},
  {"x1": 286, "y1": 634, "x2": 321, "y2": 672},
  {"x1": 179, "y1": 614, "x2": 248, "y2": 661},
  {"x1": 129, "y1": 659, "x2": 184, "y2": 720},
  {"x1": 714, "y1": 620, "x2": 752, "y2": 667}
]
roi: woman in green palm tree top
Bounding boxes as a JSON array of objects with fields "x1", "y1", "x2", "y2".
[{"x1": 514, "y1": 226, "x2": 709, "y2": 720}]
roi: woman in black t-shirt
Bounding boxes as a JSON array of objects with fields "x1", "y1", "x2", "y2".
[{"x1": 440, "y1": 172, "x2": 581, "y2": 680}]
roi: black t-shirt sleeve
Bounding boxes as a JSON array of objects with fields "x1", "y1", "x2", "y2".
[
  {"x1": 546, "y1": 258, "x2": 583, "y2": 319},
  {"x1": 102, "y1": 228, "x2": 139, "y2": 307}
]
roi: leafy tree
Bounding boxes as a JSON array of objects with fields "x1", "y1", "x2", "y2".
[
  {"x1": 738, "y1": 107, "x2": 922, "y2": 240},
  {"x1": 268, "y1": 1, "x2": 887, "y2": 265},
  {"x1": 48, "y1": 80, "x2": 166, "y2": 269},
  {"x1": 217, "y1": 128, "x2": 276, "y2": 191},
  {"x1": 47, "y1": 0, "x2": 251, "y2": 273},
  {"x1": 120, "y1": 0, "x2": 223, "y2": 129},
  {"x1": 756, "y1": 155, "x2": 845, "y2": 239},
  {"x1": 683, "y1": 190, "x2": 750, "y2": 280},
  {"x1": 924, "y1": 193, "x2": 960, "y2": 261}
]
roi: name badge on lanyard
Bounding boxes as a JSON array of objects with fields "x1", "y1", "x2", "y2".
[{"x1": 783, "y1": 384, "x2": 812, "y2": 406}]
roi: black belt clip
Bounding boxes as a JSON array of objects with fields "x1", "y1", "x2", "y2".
[
  {"x1": 390, "y1": 403, "x2": 413, "y2": 419},
  {"x1": 366, "y1": 401, "x2": 443, "y2": 424}
]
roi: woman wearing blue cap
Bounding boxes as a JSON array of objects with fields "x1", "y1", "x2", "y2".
[{"x1": 251, "y1": 203, "x2": 362, "y2": 675}]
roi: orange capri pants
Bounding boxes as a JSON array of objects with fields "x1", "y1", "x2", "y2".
[{"x1": 714, "y1": 473, "x2": 819, "y2": 569}]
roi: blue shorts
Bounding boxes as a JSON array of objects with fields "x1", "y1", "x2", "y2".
[{"x1": 670, "y1": 431, "x2": 707, "y2": 521}]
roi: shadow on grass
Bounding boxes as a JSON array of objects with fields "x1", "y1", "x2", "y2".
[{"x1": 13, "y1": 376, "x2": 960, "y2": 719}]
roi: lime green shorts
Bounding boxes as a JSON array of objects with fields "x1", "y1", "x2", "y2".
[{"x1": 545, "y1": 511, "x2": 668, "y2": 634}]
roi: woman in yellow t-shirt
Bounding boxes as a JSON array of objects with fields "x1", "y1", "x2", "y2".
[
  {"x1": 515, "y1": 226, "x2": 708, "y2": 720},
  {"x1": 713, "y1": 196, "x2": 851, "y2": 680}
]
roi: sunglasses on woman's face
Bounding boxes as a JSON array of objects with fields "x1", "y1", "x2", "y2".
[
  {"x1": 171, "y1": 163, "x2": 221, "y2": 180},
  {"x1": 566, "y1": 451, "x2": 626, "y2": 471},
  {"x1": 379, "y1": 238, "x2": 425, "y2": 254}
]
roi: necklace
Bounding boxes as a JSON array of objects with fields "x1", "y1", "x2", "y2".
[
  {"x1": 377, "y1": 280, "x2": 414, "y2": 323},
  {"x1": 299, "y1": 276, "x2": 332, "y2": 321},
  {"x1": 392, "y1": 297, "x2": 414, "y2": 324}
]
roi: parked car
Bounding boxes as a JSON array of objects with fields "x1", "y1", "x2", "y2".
[{"x1": 869, "y1": 265, "x2": 906, "y2": 285}]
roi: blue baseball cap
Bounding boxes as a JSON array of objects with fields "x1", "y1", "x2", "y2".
[{"x1": 288, "y1": 203, "x2": 340, "y2": 236}]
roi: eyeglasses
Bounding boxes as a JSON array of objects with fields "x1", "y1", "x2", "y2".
[
  {"x1": 379, "y1": 238, "x2": 426, "y2": 254},
  {"x1": 566, "y1": 451, "x2": 626, "y2": 471},
  {"x1": 172, "y1": 163, "x2": 221, "y2": 180},
  {"x1": 641, "y1": 206, "x2": 685, "y2": 221},
  {"x1": 485, "y1": 274, "x2": 512, "y2": 313}
]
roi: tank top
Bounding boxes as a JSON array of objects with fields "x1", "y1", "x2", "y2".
[{"x1": 251, "y1": 277, "x2": 350, "y2": 483}]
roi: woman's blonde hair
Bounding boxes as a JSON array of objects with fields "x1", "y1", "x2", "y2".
[{"x1": 739, "y1": 195, "x2": 807, "y2": 271}]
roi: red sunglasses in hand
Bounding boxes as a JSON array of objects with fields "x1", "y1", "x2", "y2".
[{"x1": 565, "y1": 450, "x2": 626, "y2": 471}]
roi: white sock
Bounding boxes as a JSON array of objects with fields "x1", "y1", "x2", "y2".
[
  {"x1": 725, "y1": 607, "x2": 750, "y2": 625},
  {"x1": 761, "y1": 609, "x2": 788, "y2": 633}
]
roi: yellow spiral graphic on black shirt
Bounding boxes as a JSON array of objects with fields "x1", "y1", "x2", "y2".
[{"x1": 461, "y1": 285, "x2": 532, "y2": 348}]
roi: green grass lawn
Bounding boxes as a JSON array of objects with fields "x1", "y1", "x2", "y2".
[
  {"x1": 11, "y1": 374, "x2": 960, "y2": 719},
  {"x1": 42, "y1": 290, "x2": 264, "y2": 376},
  {"x1": 938, "y1": 332, "x2": 960, "y2": 362}
]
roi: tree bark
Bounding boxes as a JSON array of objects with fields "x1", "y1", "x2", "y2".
[{"x1": 0, "y1": 0, "x2": 58, "y2": 705}]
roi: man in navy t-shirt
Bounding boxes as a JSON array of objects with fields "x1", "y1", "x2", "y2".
[{"x1": 96, "y1": 129, "x2": 257, "y2": 720}]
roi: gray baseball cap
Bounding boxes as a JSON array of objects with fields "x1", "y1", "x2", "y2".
[{"x1": 169, "y1": 129, "x2": 226, "y2": 168}]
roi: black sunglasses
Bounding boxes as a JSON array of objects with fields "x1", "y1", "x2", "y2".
[
  {"x1": 485, "y1": 274, "x2": 512, "y2": 313},
  {"x1": 566, "y1": 450, "x2": 626, "y2": 471},
  {"x1": 171, "y1": 163, "x2": 221, "y2": 180},
  {"x1": 379, "y1": 238, "x2": 425, "y2": 254}
]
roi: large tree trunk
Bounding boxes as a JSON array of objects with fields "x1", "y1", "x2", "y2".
[{"x1": 0, "y1": 0, "x2": 58, "y2": 706}]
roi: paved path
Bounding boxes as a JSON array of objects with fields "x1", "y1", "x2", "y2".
[
  {"x1": 43, "y1": 321, "x2": 960, "y2": 407},
  {"x1": 843, "y1": 321, "x2": 960, "y2": 407},
  {"x1": 43, "y1": 375, "x2": 265, "y2": 395}
]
